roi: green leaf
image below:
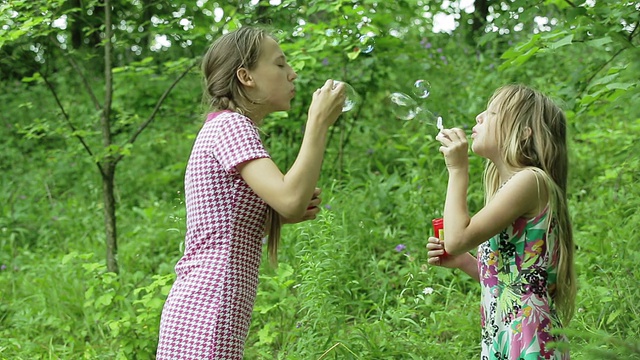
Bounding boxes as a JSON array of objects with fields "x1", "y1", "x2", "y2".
[
  {"x1": 606, "y1": 82, "x2": 635, "y2": 91},
  {"x1": 547, "y1": 34, "x2": 573, "y2": 49},
  {"x1": 347, "y1": 49, "x2": 360, "y2": 60},
  {"x1": 606, "y1": 309, "x2": 621, "y2": 324},
  {"x1": 586, "y1": 36, "x2": 613, "y2": 48}
]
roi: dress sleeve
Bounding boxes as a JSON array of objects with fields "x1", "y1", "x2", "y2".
[{"x1": 210, "y1": 112, "x2": 270, "y2": 175}]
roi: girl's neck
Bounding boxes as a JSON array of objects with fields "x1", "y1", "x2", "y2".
[
  {"x1": 492, "y1": 159, "x2": 520, "y2": 186},
  {"x1": 244, "y1": 107, "x2": 266, "y2": 125}
]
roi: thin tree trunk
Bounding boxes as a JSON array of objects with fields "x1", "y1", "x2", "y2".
[
  {"x1": 102, "y1": 164, "x2": 118, "y2": 273},
  {"x1": 102, "y1": 0, "x2": 118, "y2": 273}
]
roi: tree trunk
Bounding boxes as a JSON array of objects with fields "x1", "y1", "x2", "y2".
[
  {"x1": 103, "y1": 0, "x2": 117, "y2": 273},
  {"x1": 102, "y1": 163, "x2": 119, "y2": 273},
  {"x1": 466, "y1": 0, "x2": 490, "y2": 45}
]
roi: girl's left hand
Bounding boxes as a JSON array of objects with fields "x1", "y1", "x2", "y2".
[
  {"x1": 282, "y1": 187, "x2": 322, "y2": 224},
  {"x1": 435, "y1": 128, "x2": 469, "y2": 170}
]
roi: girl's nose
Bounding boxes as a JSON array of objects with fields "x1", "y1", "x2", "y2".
[
  {"x1": 289, "y1": 70, "x2": 298, "y2": 82},
  {"x1": 476, "y1": 111, "x2": 484, "y2": 124}
]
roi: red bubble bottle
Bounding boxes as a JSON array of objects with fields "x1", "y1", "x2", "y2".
[{"x1": 432, "y1": 217, "x2": 447, "y2": 257}]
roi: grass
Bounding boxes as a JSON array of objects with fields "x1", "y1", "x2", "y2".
[{"x1": 1, "y1": 87, "x2": 639, "y2": 359}]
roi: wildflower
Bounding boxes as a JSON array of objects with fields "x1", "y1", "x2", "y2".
[
  {"x1": 0, "y1": 264, "x2": 6, "y2": 271},
  {"x1": 420, "y1": 38, "x2": 432, "y2": 49},
  {"x1": 422, "y1": 287, "x2": 434, "y2": 295},
  {"x1": 296, "y1": 322, "x2": 302, "y2": 328},
  {"x1": 366, "y1": 148, "x2": 374, "y2": 155},
  {"x1": 324, "y1": 204, "x2": 332, "y2": 210},
  {"x1": 395, "y1": 244, "x2": 406, "y2": 252},
  {"x1": 322, "y1": 58, "x2": 330, "y2": 66}
]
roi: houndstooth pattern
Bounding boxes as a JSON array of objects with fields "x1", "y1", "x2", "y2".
[{"x1": 156, "y1": 111, "x2": 270, "y2": 360}]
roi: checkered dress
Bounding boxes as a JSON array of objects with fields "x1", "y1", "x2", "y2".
[{"x1": 156, "y1": 111, "x2": 270, "y2": 359}]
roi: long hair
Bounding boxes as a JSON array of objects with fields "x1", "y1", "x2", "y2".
[
  {"x1": 201, "y1": 27, "x2": 282, "y2": 266},
  {"x1": 483, "y1": 84, "x2": 576, "y2": 324}
]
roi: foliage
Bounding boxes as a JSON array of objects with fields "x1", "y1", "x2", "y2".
[{"x1": 1, "y1": 0, "x2": 639, "y2": 359}]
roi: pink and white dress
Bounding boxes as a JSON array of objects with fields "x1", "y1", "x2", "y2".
[{"x1": 156, "y1": 111, "x2": 270, "y2": 359}]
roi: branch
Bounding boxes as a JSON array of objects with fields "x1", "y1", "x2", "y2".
[
  {"x1": 40, "y1": 72, "x2": 104, "y2": 175},
  {"x1": 114, "y1": 59, "x2": 200, "y2": 164},
  {"x1": 577, "y1": 47, "x2": 626, "y2": 98},
  {"x1": 49, "y1": 36, "x2": 102, "y2": 111},
  {"x1": 629, "y1": 21, "x2": 639, "y2": 42}
]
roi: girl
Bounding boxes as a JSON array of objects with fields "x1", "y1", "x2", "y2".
[
  {"x1": 156, "y1": 27, "x2": 346, "y2": 359},
  {"x1": 427, "y1": 84, "x2": 576, "y2": 359}
]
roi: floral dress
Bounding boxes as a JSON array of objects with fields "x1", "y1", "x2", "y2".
[{"x1": 477, "y1": 206, "x2": 569, "y2": 360}]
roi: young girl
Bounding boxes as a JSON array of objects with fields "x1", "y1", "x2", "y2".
[
  {"x1": 156, "y1": 27, "x2": 346, "y2": 359},
  {"x1": 427, "y1": 84, "x2": 576, "y2": 359}
]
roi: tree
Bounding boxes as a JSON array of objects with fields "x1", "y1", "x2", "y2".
[{"x1": 1, "y1": 0, "x2": 198, "y2": 273}]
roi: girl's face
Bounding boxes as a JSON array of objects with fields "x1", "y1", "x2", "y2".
[
  {"x1": 246, "y1": 37, "x2": 298, "y2": 114},
  {"x1": 471, "y1": 100, "x2": 500, "y2": 160}
]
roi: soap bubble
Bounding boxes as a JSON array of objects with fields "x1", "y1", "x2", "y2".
[
  {"x1": 358, "y1": 34, "x2": 375, "y2": 54},
  {"x1": 389, "y1": 92, "x2": 420, "y2": 120},
  {"x1": 412, "y1": 79, "x2": 431, "y2": 99},
  {"x1": 333, "y1": 81, "x2": 360, "y2": 112},
  {"x1": 417, "y1": 108, "x2": 441, "y2": 127}
]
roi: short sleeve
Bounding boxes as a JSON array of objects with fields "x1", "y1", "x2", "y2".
[{"x1": 209, "y1": 112, "x2": 270, "y2": 175}]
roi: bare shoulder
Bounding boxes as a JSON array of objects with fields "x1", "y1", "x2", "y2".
[{"x1": 500, "y1": 168, "x2": 549, "y2": 218}]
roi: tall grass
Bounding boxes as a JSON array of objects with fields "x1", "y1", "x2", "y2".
[{"x1": 1, "y1": 80, "x2": 639, "y2": 360}]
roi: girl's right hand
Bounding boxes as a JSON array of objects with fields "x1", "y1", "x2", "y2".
[
  {"x1": 307, "y1": 79, "x2": 346, "y2": 129},
  {"x1": 426, "y1": 237, "x2": 464, "y2": 269}
]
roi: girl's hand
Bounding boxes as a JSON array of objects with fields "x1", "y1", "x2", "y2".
[
  {"x1": 426, "y1": 237, "x2": 464, "y2": 269},
  {"x1": 281, "y1": 187, "x2": 322, "y2": 224},
  {"x1": 307, "y1": 79, "x2": 346, "y2": 129},
  {"x1": 435, "y1": 128, "x2": 469, "y2": 171}
]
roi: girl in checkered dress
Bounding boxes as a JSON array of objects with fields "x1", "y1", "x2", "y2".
[{"x1": 156, "y1": 27, "x2": 347, "y2": 360}]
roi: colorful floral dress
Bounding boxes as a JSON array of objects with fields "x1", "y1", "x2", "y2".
[
  {"x1": 477, "y1": 206, "x2": 569, "y2": 360},
  {"x1": 156, "y1": 111, "x2": 270, "y2": 360}
]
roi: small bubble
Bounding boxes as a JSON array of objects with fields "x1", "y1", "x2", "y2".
[
  {"x1": 358, "y1": 34, "x2": 375, "y2": 54},
  {"x1": 412, "y1": 80, "x2": 431, "y2": 99}
]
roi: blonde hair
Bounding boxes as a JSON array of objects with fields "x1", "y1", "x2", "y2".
[
  {"x1": 483, "y1": 84, "x2": 576, "y2": 324},
  {"x1": 201, "y1": 27, "x2": 282, "y2": 265}
]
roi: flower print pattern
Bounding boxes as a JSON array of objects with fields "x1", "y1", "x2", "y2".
[{"x1": 477, "y1": 206, "x2": 569, "y2": 359}]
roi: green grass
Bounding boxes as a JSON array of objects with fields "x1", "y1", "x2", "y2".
[{"x1": 1, "y1": 81, "x2": 639, "y2": 360}]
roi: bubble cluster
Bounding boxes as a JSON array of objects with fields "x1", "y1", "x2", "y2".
[{"x1": 388, "y1": 79, "x2": 442, "y2": 128}]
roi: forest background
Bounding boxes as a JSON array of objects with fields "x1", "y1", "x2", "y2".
[{"x1": 1, "y1": 0, "x2": 639, "y2": 359}]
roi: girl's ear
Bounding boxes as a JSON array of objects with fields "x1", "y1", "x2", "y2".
[
  {"x1": 236, "y1": 68, "x2": 255, "y2": 87},
  {"x1": 521, "y1": 126, "x2": 532, "y2": 140}
]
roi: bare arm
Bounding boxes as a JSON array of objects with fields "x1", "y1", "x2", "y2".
[
  {"x1": 443, "y1": 169, "x2": 544, "y2": 255},
  {"x1": 436, "y1": 128, "x2": 544, "y2": 255},
  {"x1": 426, "y1": 237, "x2": 479, "y2": 281},
  {"x1": 238, "y1": 80, "x2": 345, "y2": 219}
]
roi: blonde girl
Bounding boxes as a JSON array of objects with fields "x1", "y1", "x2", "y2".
[
  {"x1": 427, "y1": 84, "x2": 576, "y2": 359},
  {"x1": 156, "y1": 26, "x2": 346, "y2": 359}
]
